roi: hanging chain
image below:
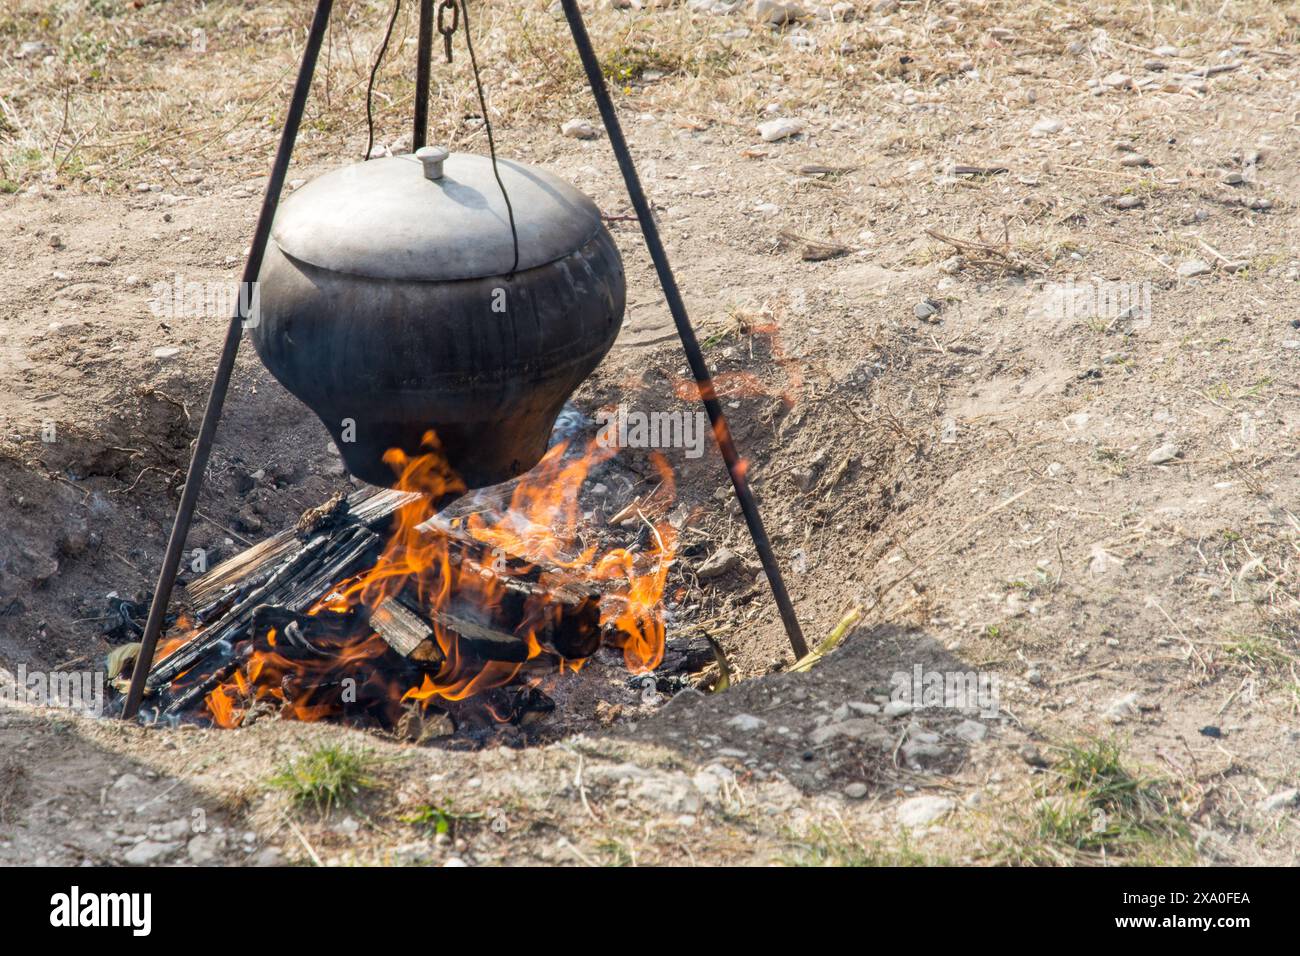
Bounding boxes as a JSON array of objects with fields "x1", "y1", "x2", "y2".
[{"x1": 437, "y1": 0, "x2": 458, "y2": 64}]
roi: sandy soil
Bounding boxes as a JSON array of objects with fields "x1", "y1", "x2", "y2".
[{"x1": 1, "y1": 0, "x2": 1297, "y2": 865}]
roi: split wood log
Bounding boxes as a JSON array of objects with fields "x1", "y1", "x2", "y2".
[
  {"x1": 372, "y1": 596, "x2": 443, "y2": 666},
  {"x1": 147, "y1": 496, "x2": 400, "y2": 691},
  {"x1": 657, "y1": 634, "x2": 715, "y2": 674}
]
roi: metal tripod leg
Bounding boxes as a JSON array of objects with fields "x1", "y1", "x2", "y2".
[
  {"x1": 558, "y1": 0, "x2": 808, "y2": 659},
  {"x1": 121, "y1": 0, "x2": 336, "y2": 719}
]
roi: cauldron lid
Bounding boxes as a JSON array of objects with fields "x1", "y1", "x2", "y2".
[{"x1": 270, "y1": 152, "x2": 604, "y2": 282}]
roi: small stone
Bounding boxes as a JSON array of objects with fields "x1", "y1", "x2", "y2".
[
  {"x1": 1114, "y1": 195, "x2": 1143, "y2": 209},
  {"x1": 1176, "y1": 259, "x2": 1212, "y2": 278},
  {"x1": 1119, "y1": 152, "x2": 1151, "y2": 167},
  {"x1": 1198, "y1": 725, "x2": 1222, "y2": 738},
  {"x1": 896, "y1": 795, "x2": 955, "y2": 827},
  {"x1": 234, "y1": 510, "x2": 263, "y2": 534},
  {"x1": 153, "y1": 346, "x2": 183, "y2": 361},
  {"x1": 726, "y1": 713, "x2": 766, "y2": 732},
  {"x1": 123, "y1": 840, "x2": 179, "y2": 865},
  {"x1": 86, "y1": 255, "x2": 111, "y2": 266},
  {"x1": 843, "y1": 782, "x2": 869, "y2": 799},
  {"x1": 809, "y1": 719, "x2": 876, "y2": 744},
  {"x1": 1103, "y1": 692, "x2": 1140, "y2": 723},
  {"x1": 689, "y1": 0, "x2": 744, "y2": 12},
  {"x1": 57, "y1": 527, "x2": 90, "y2": 558},
  {"x1": 696, "y1": 547, "x2": 742, "y2": 580},
  {"x1": 1146, "y1": 443, "x2": 1181, "y2": 465},
  {"x1": 251, "y1": 846, "x2": 284, "y2": 866},
  {"x1": 882, "y1": 700, "x2": 913, "y2": 718},
  {"x1": 913, "y1": 299, "x2": 939, "y2": 320},
  {"x1": 187, "y1": 832, "x2": 224, "y2": 865},
  {"x1": 1030, "y1": 117, "x2": 1063, "y2": 136},
  {"x1": 1101, "y1": 72, "x2": 1133, "y2": 89},
  {"x1": 1019, "y1": 744, "x2": 1048, "y2": 768},
  {"x1": 1221, "y1": 171, "x2": 1245, "y2": 186},
  {"x1": 751, "y1": 0, "x2": 806, "y2": 26},
  {"x1": 953, "y1": 719, "x2": 987, "y2": 743},
  {"x1": 757, "y1": 117, "x2": 804, "y2": 142},
  {"x1": 1089, "y1": 546, "x2": 1119, "y2": 576},
  {"x1": 902, "y1": 739, "x2": 947, "y2": 765},
  {"x1": 561, "y1": 118, "x2": 600, "y2": 140}
]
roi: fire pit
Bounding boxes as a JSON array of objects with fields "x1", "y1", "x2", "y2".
[{"x1": 114, "y1": 423, "x2": 699, "y2": 743}]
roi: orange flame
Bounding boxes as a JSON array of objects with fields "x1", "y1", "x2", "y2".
[{"x1": 198, "y1": 430, "x2": 676, "y2": 728}]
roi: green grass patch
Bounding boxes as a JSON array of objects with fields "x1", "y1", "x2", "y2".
[
  {"x1": 1220, "y1": 632, "x2": 1294, "y2": 675},
  {"x1": 399, "y1": 801, "x2": 483, "y2": 839},
  {"x1": 268, "y1": 745, "x2": 379, "y2": 816},
  {"x1": 1029, "y1": 738, "x2": 1191, "y2": 862},
  {"x1": 601, "y1": 44, "x2": 683, "y2": 85}
]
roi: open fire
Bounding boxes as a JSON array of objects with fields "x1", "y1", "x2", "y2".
[{"x1": 126, "y1": 428, "x2": 679, "y2": 737}]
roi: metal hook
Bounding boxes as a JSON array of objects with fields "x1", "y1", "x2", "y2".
[{"x1": 437, "y1": 0, "x2": 458, "y2": 63}]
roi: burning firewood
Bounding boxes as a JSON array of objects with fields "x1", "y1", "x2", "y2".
[
  {"x1": 146, "y1": 523, "x2": 384, "y2": 692},
  {"x1": 248, "y1": 605, "x2": 367, "y2": 659},
  {"x1": 130, "y1": 426, "x2": 677, "y2": 732},
  {"x1": 372, "y1": 596, "x2": 442, "y2": 666}
]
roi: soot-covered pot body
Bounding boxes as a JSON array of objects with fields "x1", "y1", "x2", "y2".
[{"x1": 252, "y1": 150, "x2": 625, "y2": 489}]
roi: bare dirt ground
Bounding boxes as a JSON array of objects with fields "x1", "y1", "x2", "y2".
[{"x1": 1, "y1": 0, "x2": 1297, "y2": 866}]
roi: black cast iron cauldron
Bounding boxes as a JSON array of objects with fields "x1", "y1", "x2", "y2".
[{"x1": 252, "y1": 146, "x2": 625, "y2": 489}]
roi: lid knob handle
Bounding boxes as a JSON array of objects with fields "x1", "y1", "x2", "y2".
[{"x1": 415, "y1": 145, "x2": 450, "y2": 181}]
